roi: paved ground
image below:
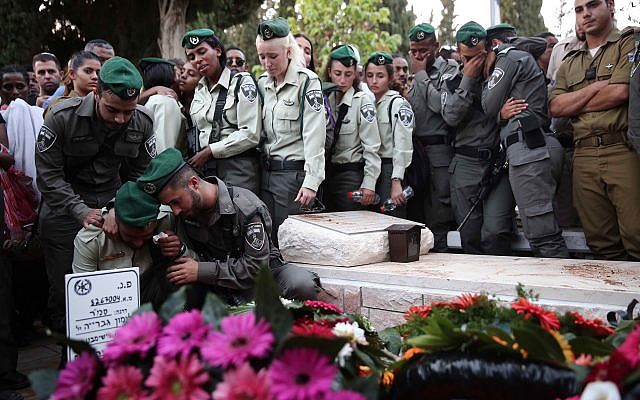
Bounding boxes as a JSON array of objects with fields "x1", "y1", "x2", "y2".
[{"x1": 15, "y1": 335, "x2": 60, "y2": 400}]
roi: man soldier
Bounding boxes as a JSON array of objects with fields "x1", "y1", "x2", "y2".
[
  {"x1": 406, "y1": 23, "x2": 458, "y2": 251},
  {"x1": 137, "y1": 148, "x2": 321, "y2": 301},
  {"x1": 35, "y1": 56, "x2": 155, "y2": 334},
  {"x1": 226, "y1": 47, "x2": 249, "y2": 76},
  {"x1": 482, "y1": 24, "x2": 569, "y2": 258},
  {"x1": 392, "y1": 54, "x2": 410, "y2": 96},
  {"x1": 441, "y1": 22, "x2": 515, "y2": 255},
  {"x1": 550, "y1": 0, "x2": 640, "y2": 260}
]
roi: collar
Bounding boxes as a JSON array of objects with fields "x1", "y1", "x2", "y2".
[
  {"x1": 214, "y1": 177, "x2": 235, "y2": 215},
  {"x1": 339, "y1": 86, "x2": 355, "y2": 107},
  {"x1": 579, "y1": 29, "x2": 621, "y2": 53},
  {"x1": 76, "y1": 93, "x2": 96, "y2": 117},
  {"x1": 264, "y1": 62, "x2": 301, "y2": 90},
  {"x1": 197, "y1": 67, "x2": 232, "y2": 93}
]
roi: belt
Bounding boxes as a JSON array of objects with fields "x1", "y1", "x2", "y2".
[
  {"x1": 417, "y1": 135, "x2": 448, "y2": 146},
  {"x1": 505, "y1": 132, "x2": 520, "y2": 148},
  {"x1": 454, "y1": 146, "x2": 498, "y2": 161},
  {"x1": 328, "y1": 162, "x2": 365, "y2": 172},
  {"x1": 264, "y1": 158, "x2": 305, "y2": 171},
  {"x1": 381, "y1": 157, "x2": 393, "y2": 165},
  {"x1": 575, "y1": 133, "x2": 625, "y2": 148}
]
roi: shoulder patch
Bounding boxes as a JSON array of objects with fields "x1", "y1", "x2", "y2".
[
  {"x1": 145, "y1": 135, "x2": 157, "y2": 158},
  {"x1": 487, "y1": 68, "x2": 505, "y2": 90},
  {"x1": 398, "y1": 107, "x2": 414, "y2": 127},
  {"x1": 36, "y1": 125, "x2": 57, "y2": 153},
  {"x1": 240, "y1": 82, "x2": 257, "y2": 103},
  {"x1": 305, "y1": 90, "x2": 324, "y2": 112},
  {"x1": 49, "y1": 96, "x2": 82, "y2": 114},
  {"x1": 245, "y1": 222, "x2": 265, "y2": 251},
  {"x1": 360, "y1": 103, "x2": 376, "y2": 123}
]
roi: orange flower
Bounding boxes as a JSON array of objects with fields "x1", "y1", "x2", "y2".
[
  {"x1": 358, "y1": 366, "x2": 372, "y2": 378},
  {"x1": 570, "y1": 312, "x2": 614, "y2": 337},
  {"x1": 401, "y1": 347, "x2": 425, "y2": 360},
  {"x1": 404, "y1": 305, "x2": 431, "y2": 321},
  {"x1": 381, "y1": 371, "x2": 394, "y2": 387},
  {"x1": 450, "y1": 293, "x2": 482, "y2": 310},
  {"x1": 511, "y1": 297, "x2": 560, "y2": 331},
  {"x1": 492, "y1": 336, "x2": 509, "y2": 346}
]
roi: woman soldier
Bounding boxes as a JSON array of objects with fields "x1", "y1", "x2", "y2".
[
  {"x1": 256, "y1": 18, "x2": 326, "y2": 243},
  {"x1": 365, "y1": 51, "x2": 414, "y2": 218},
  {"x1": 323, "y1": 44, "x2": 381, "y2": 211},
  {"x1": 182, "y1": 28, "x2": 262, "y2": 195}
]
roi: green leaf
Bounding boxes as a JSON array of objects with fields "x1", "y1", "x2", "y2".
[
  {"x1": 569, "y1": 337, "x2": 615, "y2": 357},
  {"x1": 28, "y1": 369, "x2": 59, "y2": 399},
  {"x1": 379, "y1": 327, "x2": 403, "y2": 355},
  {"x1": 159, "y1": 286, "x2": 187, "y2": 322},
  {"x1": 254, "y1": 265, "x2": 293, "y2": 342},
  {"x1": 131, "y1": 302, "x2": 153, "y2": 316},
  {"x1": 511, "y1": 324, "x2": 565, "y2": 365},
  {"x1": 569, "y1": 364, "x2": 591, "y2": 391},
  {"x1": 624, "y1": 366, "x2": 640, "y2": 387},
  {"x1": 341, "y1": 373, "x2": 380, "y2": 400},
  {"x1": 406, "y1": 315, "x2": 465, "y2": 351},
  {"x1": 201, "y1": 292, "x2": 228, "y2": 328}
]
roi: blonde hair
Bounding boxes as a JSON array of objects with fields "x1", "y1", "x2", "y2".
[{"x1": 256, "y1": 32, "x2": 307, "y2": 70}]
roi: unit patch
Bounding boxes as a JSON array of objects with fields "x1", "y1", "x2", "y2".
[
  {"x1": 360, "y1": 104, "x2": 376, "y2": 123},
  {"x1": 398, "y1": 107, "x2": 414, "y2": 127},
  {"x1": 145, "y1": 135, "x2": 157, "y2": 158},
  {"x1": 36, "y1": 126, "x2": 57, "y2": 153},
  {"x1": 487, "y1": 68, "x2": 505, "y2": 90},
  {"x1": 245, "y1": 222, "x2": 265, "y2": 251},
  {"x1": 305, "y1": 90, "x2": 324, "y2": 112},
  {"x1": 241, "y1": 82, "x2": 257, "y2": 102}
]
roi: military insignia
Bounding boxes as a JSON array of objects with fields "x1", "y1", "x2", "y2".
[
  {"x1": 377, "y1": 55, "x2": 385, "y2": 65},
  {"x1": 245, "y1": 222, "x2": 265, "y2": 251},
  {"x1": 629, "y1": 52, "x2": 636, "y2": 63},
  {"x1": 189, "y1": 36, "x2": 199, "y2": 45},
  {"x1": 126, "y1": 88, "x2": 137, "y2": 97},
  {"x1": 441, "y1": 91, "x2": 447, "y2": 109},
  {"x1": 360, "y1": 104, "x2": 376, "y2": 123},
  {"x1": 605, "y1": 64, "x2": 613, "y2": 70},
  {"x1": 417, "y1": 31, "x2": 425, "y2": 40},
  {"x1": 398, "y1": 107, "x2": 414, "y2": 127},
  {"x1": 283, "y1": 99, "x2": 295, "y2": 106},
  {"x1": 240, "y1": 83, "x2": 257, "y2": 103},
  {"x1": 305, "y1": 90, "x2": 324, "y2": 112},
  {"x1": 487, "y1": 68, "x2": 505, "y2": 90},
  {"x1": 471, "y1": 36, "x2": 479, "y2": 46},
  {"x1": 143, "y1": 183, "x2": 157, "y2": 194},
  {"x1": 145, "y1": 135, "x2": 157, "y2": 158},
  {"x1": 36, "y1": 126, "x2": 57, "y2": 153},
  {"x1": 264, "y1": 27, "x2": 273, "y2": 39},
  {"x1": 73, "y1": 279, "x2": 92, "y2": 296},
  {"x1": 441, "y1": 73, "x2": 453, "y2": 82}
]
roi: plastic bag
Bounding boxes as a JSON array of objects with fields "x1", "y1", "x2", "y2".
[{"x1": 0, "y1": 146, "x2": 38, "y2": 244}]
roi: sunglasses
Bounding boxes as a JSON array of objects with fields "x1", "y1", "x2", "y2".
[{"x1": 226, "y1": 57, "x2": 246, "y2": 67}]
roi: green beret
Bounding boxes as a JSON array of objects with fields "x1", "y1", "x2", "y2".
[
  {"x1": 257, "y1": 17, "x2": 290, "y2": 41},
  {"x1": 115, "y1": 182, "x2": 160, "y2": 228},
  {"x1": 486, "y1": 23, "x2": 517, "y2": 40},
  {"x1": 99, "y1": 56, "x2": 143, "y2": 99},
  {"x1": 182, "y1": 28, "x2": 215, "y2": 49},
  {"x1": 137, "y1": 148, "x2": 186, "y2": 196},
  {"x1": 138, "y1": 57, "x2": 175, "y2": 71},
  {"x1": 456, "y1": 21, "x2": 487, "y2": 47},
  {"x1": 367, "y1": 51, "x2": 393, "y2": 66},
  {"x1": 409, "y1": 23, "x2": 436, "y2": 42},
  {"x1": 330, "y1": 45, "x2": 359, "y2": 67}
]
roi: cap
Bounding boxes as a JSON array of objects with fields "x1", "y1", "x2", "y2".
[
  {"x1": 486, "y1": 23, "x2": 517, "y2": 40},
  {"x1": 367, "y1": 51, "x2": 393, "y2": 66},
  {"x1": 99, "y1": 56, "x2": 143, "y2": 99},
  {"x1": 182, "y1": 28, "x2": 215, "y2": 49},
  {"x1": 257, "y1": 17, "x2": 290, "y2": 41},
  {"x1": 137, "y1": 148, "x2": 187, "y2": 196},
  {"x1": 456, "y1": 21, "x2": 487, "y2": 47},
  {"x1": 138, "y1": 57, "x2": 176, "y2": 71},
  {"x1": 409, "y1": 23, "x2": 436, "y2": 42},
  {"x1": 510, "y1": 36, "x2": 548, "y2": 60},
  {"x1": 329, "y1": 45, "x2": 359, "y2": 67},
  {"x1": 115, "y1": 182, "x2": 160, "y2": 228}
]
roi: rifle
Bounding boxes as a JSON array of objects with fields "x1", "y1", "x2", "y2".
[{"x1": 457, "y1": 144, "x2": 509, "y2": 232}]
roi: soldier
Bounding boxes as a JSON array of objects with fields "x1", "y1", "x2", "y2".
[
  {"x1": 183, "y1": 28, "x2": 262, "y2": 196},
  {"x1": 550, "y1": 0, "x2": 640, "y2": 260},
  {"x1": 137, "y1": 148, "x2": 321, "y2": 301},
  {"x1": 35, "y1": 56, "x2": 155, "y2": 334},
  {"x1": 442, "y1": 22, "x2": 515, "y2": 255},
  {"x1": 392, "y1": 54, "x2": 410, "y2": 96},
  {"x1": 256, "y1": 18, "x2": 326, "y2": 242},
  {"x1": 84, "y1": 39, "x2": 115, "y2": 65},
  {"x1": 406, "y1": 23, "x2": 459, "y2": 251},
  {"x1": 482, "y1": 25, "x2": 569, "y2": 258},
  {"x1": 225, "y1": 47, "x2": 248, "y2": 76}
]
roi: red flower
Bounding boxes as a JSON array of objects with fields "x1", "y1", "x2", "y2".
[
  {"x1": 570, "y1": 312, "x2": 614, "y2": 337},
  {"x1": 303, "y1": 300, "x2": 342, "y2": 314},
  {"x1": 450, "y1": 293, "x2": 482, "y2": 310},
  {"x1": 611, "y1": 325, "x2": 640, "y2": 370},
  {"x1": 511, "y1": 297, "x2": 560, "y2": 331},
  {"x1": 404, "y1": 305, "x2": 431, "y2": 321},
  {"x1": 291, "y1": 323, "x2": 335, "y2": 338}
]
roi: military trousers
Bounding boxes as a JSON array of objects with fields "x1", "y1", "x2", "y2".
[
  {"x1": 324, "y1": 166, "x2": 365, "y2": 212},
  {"x1": 272, "y1": 262, "x2": 321, "y2": 301},
  {"x1": 375, "y1": 162, "x2": 406, "y2": 218},
  {"x1": 573, "y1": 143, "x2": 640, "y2": 260},
  {"x1": 205, "y1": 155, "x2": 261, "y2": 196},
  {"x1": 449, "y1": 154, "x2": 515, "y2": 255},
  {"x1": 261, "y1": 169, "x2": 306, "y2": 246},
  {"x1": 554, "y1": 146, "x2": 581, "y2": 228}
]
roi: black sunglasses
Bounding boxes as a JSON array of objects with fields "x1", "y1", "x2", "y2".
[{"x1": 226, "y1": 57, "x2": 246, "y2": 67}]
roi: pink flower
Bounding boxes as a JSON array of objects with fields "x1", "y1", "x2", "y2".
[
  {"x1": 158, "y1": 310, "x2": 211, "y2": 358},
  {"x1": 201, "y1": 312, "x2": 274, "y2": 368},
  {"x1": 612, "y1": 325, "x2": 640, "y2": 369},
  {"x1": 146, "y1": 354, "x2": 210, "y2": 400},
  {"x1": 269, "y1": 348, "x2": 337, "y2": 400},
  {"x1": 102, "y1": 312, "x2": 162, "y2": 366},
  {"x1": 51, "y1": 352, "x2": 98, "y2": 400},
  {"x1": 303, "y1": 300, "x2": 342, "y2": 314},
  {"x1": 333, "y1": 390, "x2": 367, "y2": 400},
  {"x1": 212, "y1": 363, "x2": 273, "y2": 400},
  {"x1": 97, "y1": 365, "x2": 147, "y2": 400}
]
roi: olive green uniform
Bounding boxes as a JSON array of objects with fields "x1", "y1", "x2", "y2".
[
  {"x1": 375, "y1": 90, "x2": 414, "y2": 218},
  {"x1": 628, "y1": 28, "x2": 640, "y2": 153},
  {"x1": 552, "y1": 30, "x2": 640, "y2": 260},
  {"x1": 191, "y1": 68, "x2": 261, "y2": 194},
  {"x1": 258, "y1": 65, "x2": 326, "y2": 242},
  {"x1": 35, "y1": 94, "x2": 154, "y2": 330},
  {"x1": 483, "y1": 45, "x2": 569, "y2": 258},
  {"x1": 442, "y1": 72, "x2": 515, "y2": 255},
  {"x1": 324, "y1": 87, "x2": 382, "y2": 211},
  {"x1": 408, "y1": 56, "x2": 459, "y2": 249}
]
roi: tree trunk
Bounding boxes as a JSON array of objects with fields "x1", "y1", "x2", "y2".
[{"x1": 158, "y1": 0, "x2": 188, "y2": 59}]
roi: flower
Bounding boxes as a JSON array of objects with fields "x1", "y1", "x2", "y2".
[
  {"x1": 332, "y1": 390, "x2": 367, "y2": 400},
  {"x1": 201, "y1": 311, "x2": 274, "y2": 368},
  {"x1": 51, "y1": 352, "x2": 98, "y2": 400},
  {"x1": 269, "y1": 348, "x2": 337, "y2": 400},
  {"x1": 212, "y1": 363, "x2": 272, "y2": 400},
  {"x1": 574, "y1": 354, "x2": 593, "y2": 367},
  {"x1": 145, "y1": 354, "x2": 209, "y2": 400},
  {"x1": 303, "y1": 300, "x2": 342, "y2": 314},
  {"x1": 102, "y1": 311, "x2": 162, "y2": 366},
  {"x1": 97, "y1": 365, "x2": 147, "y2": 400},
  {"x1": 511, "y1": 297, "x2": 560, "y2": 331},
  {"x1": 580, "y1": 381, "x2": 621, "y2": 400},
  {"x1": 401, "y1": 347, "x2": 425, "y2": 360},
  {"x1": 404, "y1": 305, "x2": 431, "y2": 320},
  {"x1": 450, "y1": 293, "x2": 482, "y2": 310},
  {"x1": 157, "y1": 310, "x2": 210, "y2": 358},
  {"x1": 550, "y1": 330, "x2": 575, "y2": 363},
  {"x1": 291, "y1": 322, "x2": 335, "y2": 338},
  {"x1": 611, "y1": 325, "x2": 640, "y2": 370},
  {"x1": 332, "y1": 321, "x2": 368, "y2": 345},
  {"x1": 336, "y1": 343, "x2": 354, "y2": 367},
  {"x1": 570, "y1": 312, "x2": 615, "y2": 337}
]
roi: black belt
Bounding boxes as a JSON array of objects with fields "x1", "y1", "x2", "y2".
[
  {"x1": 381, "y1": 158, "x2": 393, "y2": 165},
  {"x1": 505, "y1": 133, "x2": 520, "y2": 148},
  {"x1": 417, "y1": 135, "x2": 448, "y2": 146},
  {"x1": 328, "y1": 162, "x2": 364, "y2": 172},
  {"x1": 264, "y1": 158, "x2": 305, "y2": 171},
  {"x1": 454, "y1": 146, "x2": 498, "y2": 161}
]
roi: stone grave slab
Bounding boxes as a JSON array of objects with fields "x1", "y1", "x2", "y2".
[{"x1": 278, "y1": 211, "x2": 434, "y2": 267}]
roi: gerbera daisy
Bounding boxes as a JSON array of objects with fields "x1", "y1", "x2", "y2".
[
  {"x1": 450, "y1": 293, "x2": 482, "y2": 310},
  {"x1": 212, "y1": 363, "x2": 273, "y2": 400},
  {"x1": 291, "y1": 322, "x2": 335, "y2": 338},
  {"x1": 145, "y1": 354, "x2": 209, "y2": 400},
  {"x1": 332, "y1": 321, "x2": 368, "y2": 345},
  {"x1": 570, "y1": 312, "x2": 615, "y2": 337},
  {"x1": 157, "y1": 310, "x2": 211, "y2": 358},
  {"x1": 102, "y1": 311, "x2": 162, "y2": 366},
  {"x1": 511, "y1": 297, "x2": 560, "y2": 331},
  {"x1": 97, "y1": 365, "x2": 147, "y2": 400},
  {"x1": 269, "y1": 348, "x2": 336, "y2": 400},
  {"x1": 51, "y1": 352, "x2": 98, "y2": 400},
  {"x1": 404, "y1": 305, "x2": 431, "y2": 320},
  {"x1": 303, "y1": 300, "x2": 342, "y2": 314},
  {"x1": 201, "y1": 311, "x2": 274, "y2": 368},
  {"x1": 614, "y1": 325, "x2": 640, "y2": 369}
]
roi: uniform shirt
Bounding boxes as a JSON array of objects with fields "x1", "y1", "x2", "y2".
[
  {"x1": 190, "y1": 68, "x2": 261, "y2": 158},
  {"x1": 441, "y1": 73, "x2": 499, "y2": 149},
  {"x1": 145, "y1": 94, "x2": 186, "y2": 154},
  {"x1": 551, "y1": 30, "x2": 635, "y2": 141},
  {"x1": 258, "y1": 65, "x2": 326, "y2": 191},
  {"x1": 328, "y1": 87, "x2": 382, "y2": 190},
  {"x1": 408, "y1": 56, "x2": 459, "y2": 137},
  {"x1": 35, "y1": 94, "x2": 155, "y2": 223},
  {"x1": 547, "y1": 36, "x2": 584, "y2": 86},
  {"x1": 376, "y1": 90, "x2": 414, "y2": 179}
]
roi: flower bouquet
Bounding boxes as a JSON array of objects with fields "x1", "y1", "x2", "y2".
[{"x1": 31, "y1": 267, "x2": 395, "y2": 400}]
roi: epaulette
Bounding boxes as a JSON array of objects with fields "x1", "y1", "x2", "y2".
[
  {"x1": 297, "y1": 68, "x2": 320, "y2": 80},
  {"x1": 48, "y1": 96, "x2": 82, "y2": 114},
  {"x1": 562, "y1": 49, "x2": 582, "y2": 62},
  {"x1": 621, "y1": 26, "x2": 638, "y2": 38},
  {"x1": 230, "y1": 187, "x2": 261, "y2": 218},
  {"x1": 497, "y1": 46, "x2": 515, "y2": 56}
]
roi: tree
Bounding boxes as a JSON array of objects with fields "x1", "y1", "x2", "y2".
[
  {"x1": 438, "y1": 0, "x2": 456, "y2": 46},
  {"x1": 500, "y1": 0, "x2": 547, "y2": 36},
  {"x1": 380, "y1": 0, "x2": 417, "y2": 56},
  {"x1": 0, "y1": 0, "x2": 54, "y2": 65}
]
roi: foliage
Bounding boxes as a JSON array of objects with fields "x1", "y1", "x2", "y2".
[
  {"x1": 0, "y1": 0, "x2": 54, "y2": 65},
  {"x1": 438, "y1": 0, "x2": 456, "y2": 46},
  {"x1": 500, "y1": 0, "x2": 548, "y2": 36},
  {"x1": 380, "y1": 0, "x2": 417, "y2": 56}
]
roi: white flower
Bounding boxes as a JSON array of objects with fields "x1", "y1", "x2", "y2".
[
  {"x1": 280, "y1": 297, "x2": 293, "y2": 307},
  {"x1": 580, "y1": 381, "x2": 621, "y2": 400},
  {"x1": 332, "y1": 321, "x2": 368, "y2": 345},
  {"x1": 335, "y1": 343, "x2": 353, "y2": 367}
]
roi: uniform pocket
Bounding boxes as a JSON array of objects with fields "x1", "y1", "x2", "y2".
[
  {"x1": 274, "y1": 106, "x2": 300, "y2": 136},
  {"x1": 519, "y1": 201, "x2": 558, "y2": 239},
  {"x1": 114, "y1": 141, "x2": 140, "y2": 158}
]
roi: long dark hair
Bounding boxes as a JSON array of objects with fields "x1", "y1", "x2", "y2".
[{"x1": 294, "y1": 33, "x2": 316, "y2": 72}]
